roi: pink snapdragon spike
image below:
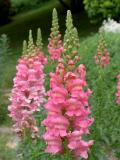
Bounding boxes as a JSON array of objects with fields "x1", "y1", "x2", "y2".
[
  {"x1": 8, "y1": 29, "x2": 47, "y2": 137},
  {"x1": 94, "y1": 50, "x2": 110, "y2": 68},
  {"x1": 48, "y1": 8, "x2": 63, "y2": 60},
  {"x1": 67, "y1": 131, "x2": 93, "y2": 159},
  {"x1": 43, "y1": 10, "x2": 93, "y2": 159},
  {"x1": 94, "y1": 31, "x2": 110, "y2": 68},
  {"x1": 116, "y1": 74, "x2": 120, "y2": 105}
]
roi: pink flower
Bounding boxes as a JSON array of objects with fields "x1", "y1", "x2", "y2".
[
  {"x1": 43, "y1": 131, "x2": 62, "y2": 154},
  {"x1": 47, "y1": 87, "x2": 68, "y2": 104},
  {"x1": 94, "y1": 50, "x2": 110, "y2": 68},
  {"x1": 50, "y1": 72, "x2": 63, "y2": 88},
  {"x1": 48, "y1": 47, "x2": 64, "y2": 60},
  {"x1": 65, "y1": 98, "x2": 91, "y2": 118},
  {"x1": 68, "y1": 131, "x2": 93, "y2": 159},
  {"x1": 44, "y1": 100, "x2": 63, "y2": 115},
  {"x1": 42, "y1": 115, "x2": 69, "y2": 137},
  {"x1": 43, "y1": 62, "x2": 93, "y2": 157},
  {"x1": 76, "y1": 64, "x2": 86, "y2": 80},
  {"x1": 48, "y1": 24, "x2": 64, "y2": 60},
  {"x1": 8, "y1": 53, "x2": 47, "y2": 137},
  {"x1": 116, "y1": 74, "x2": 120, "y2": 105},
  {"x1": 74, "y1": 117, "x2": 94, "y2": 134}
]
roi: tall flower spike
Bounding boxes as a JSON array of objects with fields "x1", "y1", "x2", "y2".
[
  {"x1": 27, "y1": 30, "x2": 35, "y2": 55},
  {"x1": 48, "y1": 8, "x2": 63, "y2": 60},
  {"x1": 43, "y1": 10, "x2": 93, "y2": 159},
  {"x1": 64, "y1": 10, "x2": 76, "y2": 55},
  {"x1": 51, "y1": 8, "x2": 59, "y2": 35},
  {"x1": 65, "y1": 10, "x2": 73, "y2": 31},
  {"x1": 22, "y1": 40, "x2": 27, "y2": 55},
  {"x1": 98, "y1": 30, "x2": 107, "y2": 53},
  {"x1": 8, "y1": 29, "x2": 47, "y2": 138},
  {"x1": 94, "y1": 30, "x2": 110, "y2": 68},
  {"x1": 64, "y1": 14, "x2": 80, "y2": 68},
  {"x1": 36, "y1": 28, "x2": 43, "y2": 51},
  {"x1": 73, "y1": 27, "x2": 80, "y2": 50}
]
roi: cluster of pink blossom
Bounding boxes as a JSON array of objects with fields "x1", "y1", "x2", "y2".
[
  {"x1": 42, "y1": 58, "x2": 94, "y2": 159},
  {"x1": 48, "y1": 35, "x2": 64, "y2": 60},
  {"x1": 8, "y1": 53, "x2": 47, "y2": 137},
  {"x1": 94, "y1": 49, "x2": 110, "y2": 68},
  {"x1": 48, "y1": 9, "x2": 63, "y2": 60},
  {"x1": 94, "y1": 31, "x2": 110, "y2": 68},
  {"x1": 116, "y1": 74, "x2": 120, "y2": 105}
]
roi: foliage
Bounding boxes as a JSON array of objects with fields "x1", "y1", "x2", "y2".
[
  {"x1": 0, "y1": 2, "x2": 100, "y2": 48},
  {"x1": 83, "y1": 0, "x2": 120, "y2": 23},
  {"x1": 0, "y1": 0, "x2": 11, "y2": 24},
  {"x1": 79, "y1": 32, "x2": 120, "y2": 159},
  {"x1": 11, "y1": 0, "x2": 50, "y2": 15}
]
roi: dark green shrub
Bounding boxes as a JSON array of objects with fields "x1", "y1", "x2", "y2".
[
  {"x1": 83, "y1": 0, "x2": 120, "y2": 23},
  {"x1": 0, "y1": 0, "x2": 11, "y2": 24},
  {"x1": 11, "y1": 0, "x2": 50, "y2": 15}
]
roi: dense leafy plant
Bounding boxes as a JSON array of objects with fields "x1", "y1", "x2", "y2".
[{"x1": 84, "y1": 0, "x2": 120, "y2": 23}]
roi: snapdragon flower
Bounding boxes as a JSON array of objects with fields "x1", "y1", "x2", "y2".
[
  {"x1": 43, "y1": 10, "x2": 93, "y2": 159},
  {"x1": 94, "y1": 31, "x2": 110, "y2": 68},
  {"x1": 48, "y1": 8, "x2": 63, "y2": 60},
  {"x1": 8, "y1": 29, "x2": 47, "y2": 137}
]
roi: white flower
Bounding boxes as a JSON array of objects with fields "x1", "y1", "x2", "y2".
[{"x1": 100, "y1": 18, "x2": 120, "y2": 33}]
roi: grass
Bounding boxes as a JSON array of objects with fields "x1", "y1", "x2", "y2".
[
  {"x1": 0, "y1": 133, "x2": 17, "y2": 160},
  {"x1": 11, "y1": 0, "x2": 49, "y2": 15}
]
